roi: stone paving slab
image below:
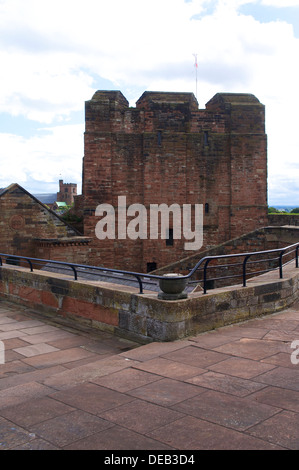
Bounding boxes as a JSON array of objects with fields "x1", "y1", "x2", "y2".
[{"x1": 1, "y1": 299, "x2": 299, "y2": 450}]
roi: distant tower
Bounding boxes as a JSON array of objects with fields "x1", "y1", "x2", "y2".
[{"x1": 57, "y1": 180, "x2": 77, "y2": 205}]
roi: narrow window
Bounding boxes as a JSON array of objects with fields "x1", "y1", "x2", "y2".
[
  {"x1": 205, "y1": 203, "x2": 209, "y2": 214},
  {"x1": 147, "y1": 262, "x2": 157, "y2": 272},
  {"x1": 157, "y1": 131, "x2": 162, "y2": 146},
  {"x1": 204, "y1": 131, "x2": 209, "y2": 147},
  {"x1": 166, "y1": 228, "x2": 174, "y2": 246}
]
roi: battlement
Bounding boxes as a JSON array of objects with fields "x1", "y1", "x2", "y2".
[
  {"x1": 136, "y1": 91, "x2": 199, "y2": 111},
  {"x1": 206, "y1": 92, "x2": 262, "y2": 106},
  {"x1": 90, "y1": 90, "x2": 129, "y2": 109},
  {"x1": 206, "y1": 92, "x2": 265, "y2": 134}
]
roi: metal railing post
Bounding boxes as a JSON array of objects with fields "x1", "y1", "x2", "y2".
[
  {"x1": 203, "y1": 258, "x2": 212, "y2": 294},
  {"x1": 242, "y1": 254, "x2": 251, "y2": 287},
  {"x1": 136, "y1": 276, "x2": 143, "y2": 294},
  {"x1": 67, "y1": 265, "x2": 77, "y2": 280},
  {"x1": 279, "y1": 250, "x2": 285, "y2": 279},
  {"x1": 26, "y1": 258, "x2": 33, "y2": 272}
]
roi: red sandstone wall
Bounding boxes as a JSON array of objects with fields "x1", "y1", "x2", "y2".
[
  {"x1": 154, "y1": 226, "x2": 299, "y2": 275},
  {"x1": 0, "y1": 262, "x2": 298, "y2": 341},
  {"x1": 0, "y1": 184, "x2": 89, "y2": 263},
  {"x1": 82, "y1": 91, "x2": 268, "y2": 273}
]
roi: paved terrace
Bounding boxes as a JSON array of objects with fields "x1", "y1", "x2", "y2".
[{"x1": 1, "y1": 299, "x2": 299, "y2": 450}]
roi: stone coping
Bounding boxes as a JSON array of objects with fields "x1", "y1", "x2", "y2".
[{"x1": 0, "y1": 262, "x2": 298, "y2": 342}]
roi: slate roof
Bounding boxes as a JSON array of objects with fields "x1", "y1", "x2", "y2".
[{"x1": 0, "y1": 187, "x2": 7, "y2": 196}]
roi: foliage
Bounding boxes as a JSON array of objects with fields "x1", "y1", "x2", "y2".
[
  {"x1": 268, "y1": 206, "x2": 299, "y2": 215},
  {"x1": 268, "y1": 206, "x2": 286, "y2": 214},
  {"x1": 61, "y1": 211, "x2": 83, "y2": 224}
]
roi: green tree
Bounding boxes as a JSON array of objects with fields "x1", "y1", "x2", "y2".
[{"x1": 268, "y1": 206, "x2": 281, "y2": 213}]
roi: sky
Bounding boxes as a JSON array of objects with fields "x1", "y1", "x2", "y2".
[{"x1": 0, "y1": 0, "x2": 299, "y2": 205}]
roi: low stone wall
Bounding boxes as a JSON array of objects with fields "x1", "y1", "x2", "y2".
[
  {"x1": 153, "y1": 226, "x2": 299, "y2": 275},
  {"x1": 268, "y1": 214, "x2": 299, "y2": 227},
  {"x1": 0, "y1": 263, "x2": 298, "y2": 342}
]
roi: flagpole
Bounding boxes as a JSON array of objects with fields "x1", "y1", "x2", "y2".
[{"x1": 193, "y1": 54, "x2": 198, "y2": 99}]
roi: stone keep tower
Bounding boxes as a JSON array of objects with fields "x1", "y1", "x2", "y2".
[
  {"x1": 57, "y1": 180, "x2": 77, "y2": 206},
  {"x1": 82, "y1": 90, "x2": 267, "y2": 272}
]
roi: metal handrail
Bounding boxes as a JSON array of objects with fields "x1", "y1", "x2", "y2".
[{"x1": 1, "y1": 241, "x2": 299, "y2": 295}]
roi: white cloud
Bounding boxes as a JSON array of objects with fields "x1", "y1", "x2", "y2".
[
  {"x1": 0, "y1": 124, "x2": 84, "y2": 191},
  {"x1": 0, "y1": 0, "x2": 298, "y2": 203},
  {"x1": 261, "y1": 0, "x2": 299, "y2": 6},
  {"x1": 0, "y1": 49, "x2": 95, "y2": 123}
]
